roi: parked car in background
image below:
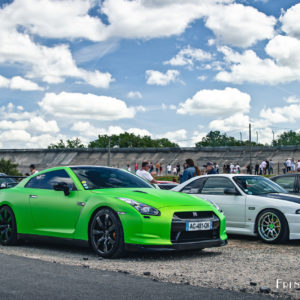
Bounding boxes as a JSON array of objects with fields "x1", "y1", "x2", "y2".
[
  {"x1": 156, "y1": 180, "x2": 179, "y2": 190},
  {"x1": 0, "y1": 173, "x2": 18, "y2": 189},
  {"x1": 172, "y1": 174, "x2": 300, "y2": 244},
  {"x1": 0, "y1": 166, "x2": 227, "y2": 257},
  {"x1": 270, "y1": 174, "x2": 299, "y2": 195}
]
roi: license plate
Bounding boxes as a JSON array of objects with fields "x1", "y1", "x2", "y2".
[{"x1": 186, "y1": 221, "x2": 212, "y2": 231}]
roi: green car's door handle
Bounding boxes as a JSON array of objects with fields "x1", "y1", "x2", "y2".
[{"x1": 29, "y1": 195, "x2": 38, "y2": 199}]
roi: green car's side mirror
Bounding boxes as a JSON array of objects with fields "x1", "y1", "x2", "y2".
[{"x1": 53, "y1": 182, "x2": 70, "y2": 196}]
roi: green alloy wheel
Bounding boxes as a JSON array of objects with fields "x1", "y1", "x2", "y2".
[
  {"x1": 0, "y1": 166, "x2": 227, "y2": 257},
  {"x1": 257, "y1": 209, "x2": 289, "y2": 243},
  {"x1": 0, "y1": 206, "x2": 17, "y2": 245}
]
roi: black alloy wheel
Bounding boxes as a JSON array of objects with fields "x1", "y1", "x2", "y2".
[
  {"x1": 90, "y1": 208, "x2": 124, "y2": 258},
  {"x1": 0, "y1": 206, "x2": 18, "y2": 246}
]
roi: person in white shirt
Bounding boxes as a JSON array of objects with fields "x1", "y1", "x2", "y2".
[
  {"x1": 29, "y1": 164, "x2": 38, "y2": 175},
  {"x1": 136, "y1": 162, "x2": 157, "y2": 184},
  {"x1": 286, "y1": 158, "x2": 292, "y2": 173},
  {"x1": 167, "y1": 164, "x2": 172, "y2": 174}
]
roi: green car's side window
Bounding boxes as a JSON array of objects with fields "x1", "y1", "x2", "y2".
[{"x1": 25, "y1": 169, "x2": 77, "y2": 191}]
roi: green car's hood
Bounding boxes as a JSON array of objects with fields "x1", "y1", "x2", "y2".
[{"x1": 90, "y1": 188, "x2": 211, "y2": 209}]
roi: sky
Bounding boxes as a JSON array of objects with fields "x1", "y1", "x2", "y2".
[{"x1": 0, "y1": 0, "x2": 300, "y2": 148}]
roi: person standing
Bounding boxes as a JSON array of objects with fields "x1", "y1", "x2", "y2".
[
  {"x1": 204, "y1": 162, "x2": 217, "y2": 175},
  {"x1": 126, "y1": 164, "x2": 131, "y2": 172},
  {"x1": 136, "y1": 162, "x2": 157, "y2": 184},
  {"x1": 269, "y1": 159, "x2": 274, "y2": 174},
  {"x1": 255, "y1": 162, "x2": 259, "y2": 175},
  {"x1": 29, "y1": 164, "x2": 38, "y2": 175},
  {"x1": 180, "y1": 159, "x2": 200, "y2": 183},
  {"x1": 134, "y1": 163, "x2": 138, "y2": 173},
  {"x1": 155, "y1": 162, "x2": 160, "y2": 174},
  {"x1": 176, "y1": 163, "x2": 180, "y2": 175},
  {"x1": 167, "y1": 164, "x2": 172, "y2": 175}
]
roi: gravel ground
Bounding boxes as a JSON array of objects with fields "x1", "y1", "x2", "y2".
[{"x1": 0, "y1": 235, "x2": 299, "y2": 299}]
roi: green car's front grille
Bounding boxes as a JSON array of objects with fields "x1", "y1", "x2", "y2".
[{"x1": 171, "y1": 212, "x2": 220, "y2": 243}]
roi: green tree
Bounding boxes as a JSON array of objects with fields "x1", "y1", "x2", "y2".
[
  {"x1": 195, "y1": 131, "x2": 262, "y2": 147},
  {"x1": 48, "y1": 138, "x2": 85, "y2": 149},
  {"x1": 273, "y1": 130, "x2": 300, "y2": 146},
  {"x1": 88, "y1": 132, "x2": 178, "y2": 148},
  {"x1": 0, "y1": 158, "x2": 21, "y2": 176}
]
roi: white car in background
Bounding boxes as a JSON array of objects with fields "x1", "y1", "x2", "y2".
[{"x1": 172, "y1": 174, "x2": 300, "y2": 243}]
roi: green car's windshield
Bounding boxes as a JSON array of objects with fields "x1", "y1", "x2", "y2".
[
  {"x1": 71, "y1": 167, "x2": 153, "y2": 190},
  {"x1": 233, "y1": 176, "x2": 287, "y2": 195}
]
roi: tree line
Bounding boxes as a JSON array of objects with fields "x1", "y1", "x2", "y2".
[{"x1": 47, "y1": 130, "x2": 300, "y2": 149}]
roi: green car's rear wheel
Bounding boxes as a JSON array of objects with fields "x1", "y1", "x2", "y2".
[
  {"x1": 89, "y1": 208, "x2": 124, "y2": 258},
  {"x1": 0, "y1": 206, "x2": 17, "y2": 246}
]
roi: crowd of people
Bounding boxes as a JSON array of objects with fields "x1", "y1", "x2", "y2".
[{"x1": 130, "y1": 157, "x2": 300, "y2": 185}]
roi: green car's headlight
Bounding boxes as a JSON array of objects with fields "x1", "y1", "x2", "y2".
[
  {"x1": 204, "y1": 198, "x2": 222, "y2": 212},
  {"x1": 117, "y1": 198, "x2": 160, "y2": 216}
]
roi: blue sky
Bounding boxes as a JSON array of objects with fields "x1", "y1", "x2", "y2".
[{"x1": 0, "y1": 0, "x2": 300, "y2": 148}]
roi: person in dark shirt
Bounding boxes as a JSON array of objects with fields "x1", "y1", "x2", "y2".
[{"x1": 204, "y1": 161, "x2": 217, "y2": 174}]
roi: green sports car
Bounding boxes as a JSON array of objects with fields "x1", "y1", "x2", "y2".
[{"x1": 0, "y1": 166, "x2": 227, "y2": 257}]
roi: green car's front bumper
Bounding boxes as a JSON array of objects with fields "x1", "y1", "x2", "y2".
[
  {"x1": 118, "y1": 205, "x2": 227, "y2": 251},
  {"x1": 125, "y1": 239, "x2": 227, "y2": 252}
]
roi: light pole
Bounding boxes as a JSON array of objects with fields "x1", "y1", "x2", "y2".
[
  {"x1": 272, "y1": 130, "x2": 275, "y2": 146},
  {"x1": 249, "y1": 123, "x2": 252, "y2": 174},
  {"x1": 240, "y1": 132, "x2": 242, "y2": 142},
  {"x1": 256, "y1": 131, "x2": 258, "y2": 144},
  {"x1": 107, "y1": 136, "x2": 111, "y2": 166}
]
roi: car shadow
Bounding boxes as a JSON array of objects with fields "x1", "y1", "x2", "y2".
[
  {"x1": 227, "y1": 234, "x2": 300, "y2": 246},
  {"x1": 16, "y1": 236, "x2": 223, "y2": 260}
]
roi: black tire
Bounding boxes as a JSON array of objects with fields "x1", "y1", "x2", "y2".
[
  {"x1": 0, "y1": 206, "x2": 18, "y2": 246},
  {"x1": 89, "y1": 208, "x2": 125, "y2": 258},
  {"x1": 256, "y1": 209, "x2": 289, "y2": 244}
]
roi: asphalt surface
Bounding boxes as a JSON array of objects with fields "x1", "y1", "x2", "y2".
[{"x1": 0, "y1": 253, "x2": 278, "y2": 300}]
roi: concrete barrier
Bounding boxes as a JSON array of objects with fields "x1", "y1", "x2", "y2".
[{"x1": 1, "y1": 146, "x2": 300, "y2": 175}]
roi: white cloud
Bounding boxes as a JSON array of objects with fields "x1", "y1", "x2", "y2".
[
  {"x1": 0, "y1": 75, "x2": 44, "y2": 91},
  {"x1": 209, "y1": 113, "x2": 250, "y2": 132},
  {"x1": 145, "y1": 70, "x2": 180, "y2": 86},
  {"x1": 204, "y1": 3, "x2": 276, "y2": 48},
  {"x1": 39, "y1": 92, "x2": 144, "y2": 121},
  {"x1": 101, "y1": 0, "x2": 228, "y2": 40},
  {"x1": 0, "y1": 0, "x2": 108, "y2": 41},
  {"x1": 156, "y1": 129, "x2": 187, "y2": 147},
  {"x1": 285, "y1": 96, "x2": 300, "y2": 104},
  {"x1": 197, "y1": 75, "x2": 207, "y2": 81},
  {"x1": 216, "y1": 39, "x2": 300, "y2": 84},
  {"x1": 164, "y1": 46, "x2": 211, "y2": 67},
  {"x1": 259, "y1": 104, "x2": 300, "y2": 124},
  {"x1": 71, "y1": 122, "x2": 151, "y2": 139},
  {"x1": 127, "y1": 91, "x2": 142, "y2": 99},
  {"x1": 177, "y1": 87, "x2": 251, "y2": 117},
  {"x1": 0, "y1": 103, "x2": 34, "y2": 120},
  {"x1": 280, "y1": 3, "x2": 300, "y2": 39},
  {"x1": 191, "y1": 131, "x2": 207, "y2": 146},
  {"x1": 0, "y1": 2, "x2": 113, "y2": 88}
]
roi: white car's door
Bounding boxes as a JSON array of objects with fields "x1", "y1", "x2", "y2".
[{"x1": 197, "y1": 176, "x2": 246, "y2": 228}]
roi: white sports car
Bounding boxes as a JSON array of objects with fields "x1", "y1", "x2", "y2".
[{"x1": 173, "y1": 174, "x2": 300, "y2": 243}]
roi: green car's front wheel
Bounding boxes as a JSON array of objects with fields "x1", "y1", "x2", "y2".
[
  {"x1": 89, "y1": 208, "x2": 125, "y2": 258},
  {"x1": 0, "y1": 206, "x2": 18, "y2": 246}
]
